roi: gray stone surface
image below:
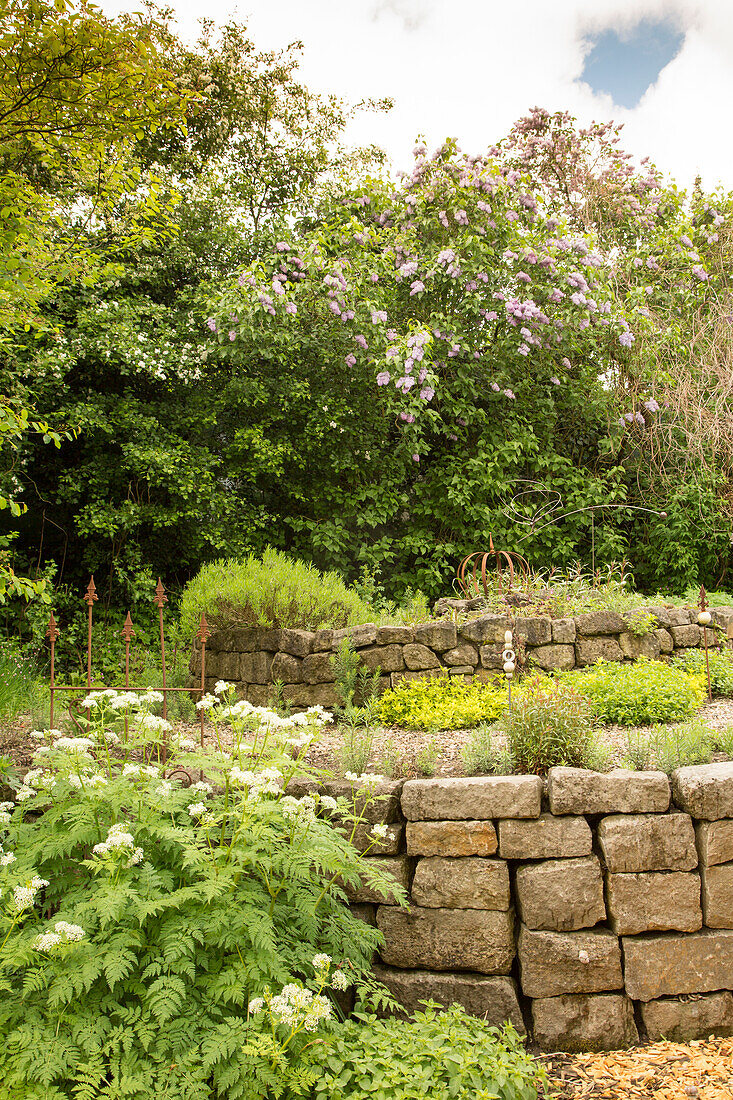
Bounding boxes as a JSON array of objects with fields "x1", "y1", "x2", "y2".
[
  {"x1": 514, "y1": 617, "x2": 552, "y2": 646},
  {"x1": 548, "y1": 769, "x2": 670, "y2": 816},
  {"x1": 402, "y1": 643, "x2": 441, "y2": 670},
  {"x1": 271, "y1": 652, "x2": 302, "y2": 683},
  {"x1": 654, "y1": 628, "x2": 674, "y2": 654},
  {"x1": 575, "y1": 611, "x2": 627, "y2": 635},
  {"x1": 667, "y1": 608, "x2": 692, "y2": 626},
  {"x1": 671, "y1": 624, "x2": 701, "y2": 647},
  {"x1": 479, "y1": 645, "x2": 504, "y2": 669},
  {"x1": 458, "y1": 614, "x2": 512, "y2": 644},
  {"x1": 552, "y1": 618, "x2": 577, "y2": 644},
  {"x1": 619, "y1": 632, "x2": 661, "y2": 660},
  {"x1": 372, "y1": 966, "x2": 525, "y2": 1031},
  {"x1": 376, "y1": 626, "x2": 414, "y2": 645},
  {"x1": 358, "y1": 645, "x2": 405, "y2": 673},
  {"x1": 672, "y1": 763, "x2": 733, "y2": 820},
  {"x1": 697, "y1": 819, "x2": 733, "y2": 866},
  {"x1": 414, "y1": 621, "x2": 457, "y2": 652},
  {"x1": 240, "y1": 651, "x2": 273, "y2": 684},
  {"x1": 312, "y1": 628, "x2": 333, "y2": 651},
  {"x1": 498, "y1": 814, "x2": 592, "y2": 860},
  {"x1": 345, "y1": 856, "x2": 411, "y2": 905},
  {"x1": 531, "y1": 994, "x2": 639, "y2": 1052},
  {"x1": 406, "y1": 820, "x2": 498, "y2": 858},
  {"x1": 401, "y1": 776, "x2": 542, "y2": 821},
  {"x1": 448, "y1": 664, "x2": 475, "y2": 675},
  {"x1": 640, "y1": 992, "x2": 733, "y2": 1041},
  {"x1": 443, "y1": 643, "x2": 479, "y2": 667},
  {"x1": 575, "y1": 636, "x2": 624, "y2": 666},
  {"x1": 411, "y1": 857, "x2": 511, "y2": 910},
  {"x1": 279, "y1": 629, "x2": 315, "y2": 657},
  {"x1": 518, "y1": 927, "x2": 623, "y2": 998},
  {"x1": 301, "y1": 652, "x2": 336, "y2": 684},
  {"x1": 597, "y1": 813, "x2": 698, "y2": 872},
  {"x1": 515, "y1": 857, "x2": 606, "y2": 931},
  {"x1": 377, "y1": 905, "x2": 515, "y2": 974},
  {"x1": 528, "y1": 644, "x2": 576, "y2": 670},
  {"x1": 281, "y1": 682, "x2": 340, "y2": 707},
  {"x1": 702, "y1": 864, "x2": 733, "y2": 928},
  {"x1": 605, "y1": 872, "x2": 702, "y2": 935},
  {"x1": 349, "y1": 903, "x2": 376, "y2": 926},
  {"x1": 622, "y1": 930, "x2": 733, "y2": 1001},
  {"x1": 331, "y1": 624, "x2": 378, "y2": 649}
]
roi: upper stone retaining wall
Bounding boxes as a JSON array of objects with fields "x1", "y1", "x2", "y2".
[
  {"x1": 291, "y1": 762, "x2": 733, "y2": 1051},
  {"x1": 190, "y1": 606, "x2": 733, "y2": 706}
]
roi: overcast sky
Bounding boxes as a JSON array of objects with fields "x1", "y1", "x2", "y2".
[{"x1": 101, "y1": 0, "x2": 733, "y2": 192}]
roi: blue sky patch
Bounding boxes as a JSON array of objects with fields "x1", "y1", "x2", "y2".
[{"x1": 581, "y1": 18, "x2": 685, "y2": 108}]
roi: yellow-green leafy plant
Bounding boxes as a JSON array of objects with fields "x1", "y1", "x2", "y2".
[
  {"x1": 560, "y1": 658, "x2": 706, "y2": 725},
  {"x1": 673, "y1": 647, "x2": 733, "y2": 696},
  {"x1": 377, "y1": 674, "x2": 505, "y2": 731}
]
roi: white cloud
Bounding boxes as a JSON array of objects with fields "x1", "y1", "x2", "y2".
[{"x1": 98, "y1": 0, "x2": 733, "y2": 191}]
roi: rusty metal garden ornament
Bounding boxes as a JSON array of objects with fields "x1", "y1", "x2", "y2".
[
  {"x1": 457, "y1": 536, "x2": 530, "y2": 600},
  {"x1": 697, "y1": 586, "x2": 713, "y2": 702}
]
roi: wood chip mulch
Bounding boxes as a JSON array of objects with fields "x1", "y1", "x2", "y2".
[{"x1": 538, "y1": 1037, "x2": 733, "y2": 1099}]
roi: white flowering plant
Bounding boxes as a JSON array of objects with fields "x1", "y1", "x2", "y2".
[{"x1": 0, "y1": 688, "x2": 405, "y2": 1098}]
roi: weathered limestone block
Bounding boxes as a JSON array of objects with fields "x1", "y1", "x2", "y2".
[
  {"x1": 479, "y1": 645, "x2": 504, "y2": 669},
  {"x1": 575, "y1": 611, "x2": 627, "y2": 635},
  {"x1": 514, "y1": 616, "x2": 552, "y2": 647},
  {"x1": 209, "y1": 650, "x2": 241, "y2": 680},
  {"x1": 575, "y1": 636, "x2": 624, "y2": 666},
  {"x1": 343, "y1": 822, "x2": 404, "y2": 855},
  {"x1": 406, "y1": 820, "x2": 498, "y2": 858},
  {"x1": 697, "y1": 820, "x2": 733, "y2": 866},
  {"x1": 672, "y1": 763, "x2": 733, "y2": 820},
  {"x1": 332, "y1": 624, "x2": 378, "y2": 649},
  {"x1": 271, "y1": 652, "x2": 302, "y2": 683},
  {"x1": 279, "y1": 629, "x2": 315, "y2": 657},
  {"x1": 458, "y1": 614, "x2": 511, "y2": 645},
  {"x1": 531, "y1": 994, "x2": 638, "y2": 1052},
  {"x1": 411, "y1": 857, "x2": 510, "y2": 910},
  {"x1": 623, "y1": 930, "x2": 733, "y2": 1001},
  {"x1": 645, "y1": 606, "x2": 672, "y2": 627},
  {"x1": 702, "y1": 864, "x2": 733, "y2": 928},
  {"x1": 358, "y1": 644, "x2": 405, "y2": 673},
  {"x1": 515, "y1": 857, "x2": 606, "y2": 931},
  {"x1": 402, "y1": 776, "x2": 542, "y2": 821},
  {"x1": 402, "y1": 643, "x2": 440, "y2": 670},
  {"x1": 240, "y1": 651, "x2": 273, "y2": 684},
  {"x1": 443, "y1": 643, "x2": 479, "y2": 667},
  {"x1": 349, "y1": 903, "x2": 376, "y2": 926},
  {"x1": 377, "y1": 905, "x2": 515, "y2": 974},
  {"x1": 312, "y1": 629, "x2": 333, "y2": 651},
  {"x1": 287, "y1": 777, "x2": 404, "y2": 824},
  {"x1": 619, "y1": 632, "x2": 661, "y2": 660},
  {"x1": 372, "y1": 966, "x2": 525, "y2": 1031},
  {"x1": 548, "y1": 768, "x2": 670, "y2": 816},
  {"x1": 640, "y1": 992, "x2": 733, "y2": 1041},
  {"x1": 671, "y1": 624, "x2": 701, "y2": 647},
  {"x1": 597, "y1": 813, "x2": 697, "y2": 872},
  {"x1": 518, "y1": 927, "x2": 623, "y2": 998},
  {"x1": 281, "y1": 682, "x2": 340, "y2": 707},
  {"x1": 448, "y1": 665, "x2": 475, "y2": 676},
  {"x1": 667, "y1": 608, "x2": 692, "y2": 626},
  {"x1": 376, "y1": 625, "x2": 414, "y2": 645},
  {"x1": 605, "y1": 872, "x2": 702, "y2": 935},
  {"x1": 300, "y1": 652, "x2": 335, "y2": 684},
  {"x1": 208, "y1": 626, "x2": 260, "y2": 653},
  {"x1": 654, "y1": 628, "x2": 674, "y2": 654},
  {"x1": 552, "y1": 618, "x2": 576, "y2": 644},
  {"x1": 498, "y1": 814, "x2": 592, "y2": 860},
  {"x1": 259, "y1": 628, "x2": 282, "y2": 651},
  {"x1": 414, "y1": 621, "x2": 457, "y2": 652},
  {"x1": 345, "y1": 856, "x2": 411, "y2": 905},
  {"x1": 528, "y1": 644, "x2": 576, "y2": 671}
]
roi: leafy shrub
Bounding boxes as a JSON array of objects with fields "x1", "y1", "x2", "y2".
[
  {"x1": 625, "y1": 609, "x2": 658, "y2": 637},
  {"x1": 461, "y1": 726, "x2": 514, "y2": 775},
  {"x1": 673, "y1": 647, "x2": 733, "y2": 696},
  {"x1": 178, "y1": 550, "x2": 376, "y2": 637},
  {"x1": 303, "y1": 1004, "x2": 546, "y2": 1100},
  {"x1": 377, "y1": 674, "x2": 506, "y2": 731},
  {"x1": 0, "y1": 641, "x2": 47, "y2": 722},
  {"x1": 561, "y1": 659, "x2": 706, "y2": 725},
  {"x1": 649, "y1": 719, "x2": 715, "y2": 775},
  {"x1": 500, "y1": 677, "x2": 601, "y2": 774},
  {"x1": 0, "y1": 688, "x2": 399, "y2": 1097}
]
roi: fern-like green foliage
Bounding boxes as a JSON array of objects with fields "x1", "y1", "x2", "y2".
[{"x1": 0, "y1": 690, "x2": 401, "y2": 1097}]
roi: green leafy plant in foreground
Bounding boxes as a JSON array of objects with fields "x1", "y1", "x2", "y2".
[
  {"x1": 673, "y1": 647, "x2": 733, "y2": 697},
  {"x1": 646, "y1": 719, "x2": 715, "y2": 775},
  {"x1": 461, "y1": 726, "x2": 514, "y2": 776},
  {"x1": 377, "y1": 674, "x2": 506, "y2": 731},
  {"x1": 500, "y1": 677, "x2": 603, "y2": 775},
  {"x1": 560, "y1": 658, "x2": 706, "y2": 725}
]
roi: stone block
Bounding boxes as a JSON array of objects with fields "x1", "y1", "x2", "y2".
[
  {"x1": 443, "y1": 643, "x2": 479, "y2": 667},
  {"x1": 516, "y1": 857, "x2": 606, "y2": 931},
  {"x1": 645, "y1": 606, "x2": 672, "y2": 627},
  {"x1": 671, "y1": 624, "x2": 701, "y2": 647},
  {"x1": 640, "y1": 992, "x2": 733, "y2": 1041},
  {"x1": 401, "y1": 776, "x2": 542, "y2": 821},
  {"x1": 528, "y1": 644, "x2": 576, "y2": 671},
  {"x1": 672, "y1": 763, "x2": 733, "y2": 820},
  {"x1": 301, "y1": 652, "x2": 335, "y2": 684},
  {"x1": 575, "y1": 611, "x2": 627, "y2": 635},
  {"x1": 411, "y1": 857, "x2": 510, "y2": 910},
  {"x1": 332, "y1": 624, "x2": 378, "y2": 649},
  {"x1": 279, "y1": 629, "x2": 315, "y2": 657},
  {"x1": 597, "y1": 813, "x2": 697, "y2": 872},
  {"x1": 697, "y1": 820, "x2": 733, "y2": 866},
  {"x1": 345, "y1": 856, "x2": 411, "y2": 905},
  {"x1": 271, "y1": 652, "x2": 302, "y2": 683},
  {"x1": 458, "y1": 614, "x2": 512, "y2": 645},
  {"x1": 514, "y1": 617, "x2": 552, "y2": 647},
  {"x1": 518, "y1": 927, "x2": 623, "y2": 998},
  {"x1": 668, "y1": 608, "x2": 692, "y2": 626},
  {"x1": 281, "y1": 682, "x2": 340, "y2": 708},
  {"x1": 358, "y1": 645, "x2": 405, "y2": 673},
  {"x1": 619, "y1": 632, "x2": 661, "y2": 660},
  {"x1": 605, "y1": 872, "x2": 702, "y2": 935},
  {"x1": 406, "y1": 820, "x2": 498, "y2": 858},
  {"x1": 209, "y1": 650, "x2": 241, "y2": 680},
  {"x1": 372, "y1": 966, "x2": 525, "y2": 1031},
  {"x1": 548, "y1": 768, "x2": 670, "y2": 816},
  {"x1": 376, "y1": 626, "x2": 414, "y2": 645},
  {"x1": 532, "y1": 994, "x2": 638, "y2": 1052},
  {"x1": 312, "y1": 629, "x2": 333, "y2": 651},
  {"x1": 702, "y1": 864, "x2": 733, "y2": 928},
  {"x1": 498, "y1": 814, "x2": 592, "y2": 860},
  {"x1": 287, "y1": 777, "x2": 404, "y2": 824},
  {"x1": 377, "y1": 905, "x2": 515, "y2": 974},
  {"x1": 240, "y1": 651, "x2": 273, "y2": 684},
  {"x1": 448, "y1": 665, "x2": 474, "y2": 676},
  {"x1": 575, "y1": 636, "x2": 624, "y2": 666},
  {"x1": 414, "y1": 621, "x2": 457, "y2": 652},
  {"x1": 552, "y1": 618, "x2": 576, "y2": 644},
  {"x1": 654, "y1": 628, "x2": 674, "y2": 654},
  {"x1": 259, "y1": 628, "x2": 282, "y2": 651},
  {"x1": 622, "y1": 930, "x2": 733, "y2": 1001},
  {"x1": 211, "y1": 626, "x2": 260, "y2": 652},
  {"x1": 349, "y1": 903, "x2": 376, "y2": 926},
  {"x1": 343, "y1": 822, "x2": 404, "y2": 855},
  {"x1": 402, "y1": 643, "x2": 440, "y2": 670},
  {"x1": 479, "y1": 645, "x2": 504, "y2": 669}
]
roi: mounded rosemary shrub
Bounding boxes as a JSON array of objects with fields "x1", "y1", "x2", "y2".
[
  {"x1": 179, "y1": 550, "x2": 376, "y2": 637},
  {"x1": 500, "y1": 677, "x2": 602, "y2": 774},
  {"x1": 561, "y1": 658, "x2": 706, "y2": 725},
  {"x1": 377, "y1": 673, "x2": 506, "y2": 731},
  {"x1": 0, "y1": 687, "x2": 402, "y2": 1098}
]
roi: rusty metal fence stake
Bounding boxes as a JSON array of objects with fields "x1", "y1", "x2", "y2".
[{"x1": 46, "y1": 612, "x2": 60, "y2": 729}]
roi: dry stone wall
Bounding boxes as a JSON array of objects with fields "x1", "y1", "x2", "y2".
[
  {"x1": 191, "y1": 607, "x2": 733, "y2": 706},
  {"x1": 292, "y1": 763, "x2": 733, "y2": 1051}
]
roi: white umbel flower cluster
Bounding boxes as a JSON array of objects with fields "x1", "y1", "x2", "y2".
[
  {"x1": 92, "y1": 823, "x2": 144, "y2": 868},
  {"x1": 269, "y1": 984, "x2": 332, "y2": 1031},
  {"x1": 344, "y1": 772, "x2": 384, "y2": 790},
  {"x1": 121, "y1": 764, "x2": 160, "y2": 780},
  {"x1": 228, "y1": 766, "x2": 282, "y2": 798},
  {"x1": 12, "y1": 876, "x2": 49, "y2": 912},
  {"x1": 33, "y1": 921, "x2": 85, "y2": 952},
  {"x1": 0, "y1": 801, "x2": 14, "y2": 826},
  {"x1": 279, "y1": 795, "x2": 317, "y2": 827}
]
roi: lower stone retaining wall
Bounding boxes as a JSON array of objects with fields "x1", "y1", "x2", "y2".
[
  {"x1": 190, "y1": 606, "x2": 733, "y2": 707},
  {"x1": 293, "y1": 763, "x2": 733, "y2": 1051}
]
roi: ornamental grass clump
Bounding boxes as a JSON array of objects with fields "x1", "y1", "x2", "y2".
[
  {"x1": 561, "y1": 658, "x2": 706, "y2": 725},
  {"x1": 501, "y1": 677, "x2": 601, "y2": 774},
  {"x1": 0, "y1": 684, "x2": 404, "y2": 1098}
]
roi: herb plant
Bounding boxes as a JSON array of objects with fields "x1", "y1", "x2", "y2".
[
  {"x1": 500, "y1": 678, "x2": 602, "y2": 774},
  {"x1": 673, "y1": 647, "x2": 733, "y2": 696},
  {"x1": 377, "y1": 674, "x2": 506, "y2": 731},
  {"x1": 561, "y1": 658, "x2": 706, "y2": 725}
]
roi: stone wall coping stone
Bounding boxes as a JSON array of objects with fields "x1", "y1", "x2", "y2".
[
  {"x1": 547, "y1": 768, "x2": 671, "y2": 815},
  {"x1": 401, "y1": 776, "x2": 542, "y2": 821},
  {"x1": 672, "y1": 762, "x2": 733, "y2": 820}
]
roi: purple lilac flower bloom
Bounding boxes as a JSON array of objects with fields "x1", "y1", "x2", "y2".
[
  {"x1": 355, "y1": 335, "x2": 368, "y2": 349},
  {"x1": 276, "y1": 241, "x2": 289, "y2": 251},
  {"x1": 457, "y1": 417, "x2": 467, "y2": 426},
  {"x1": 503, "y1": 389, "x2": 516, "y2": 399},
  {"x1": 680, "y1": 235, "x2": 693, "y2": 248},
  {"x1": 345, "y1": 354, "x2": 357, "y2": 367},
  {"x1": 562, "y1": 357, "x2": 571, "y2": 369},
  {"x1": 328, "y1": 301, "x2": 340, "y2": 315},
  {"x1": 550, "y1": 377, "x2": 560, "y2": 385},
  {"x1": 516, "y1": 272, "x2": 531, "y2": 284},
  {"x1": 410, "y1": 280, "x2": 425, "y2": 296},
  {"x1": 370, "y1": 273, "x2": 379, "y2": 283},
  {"x1": 448, "y1": 433, "x2": 458, "y2": 441},
  {"x1": 376, "y1": 372, "x2": 391, "y2": 386},
  {"x1": 634, "y1": 411, "x2": 645, "y2": 426},
  {"x1": 490, "y1": 382, "x2": 500, "y2": 392},
  {"x1": 285, "y1": 302, "x2": 297, "y2": 315},
  {"x1": 412, "y1": 453, "x2": 420, "y2": 462},
  {"x1": 371, "y1": 310, "x2": 388, "y2": 324},
  {"x1": 206, "y1": 318, "x2": 217, "y2": 331},
  {"x1": 420, "y1": 387, "x2": 435, "y2": 401},
  {"x1": 644, "y1": 398, "x2": 660, "y2": 413},
  {"x1": 619, "y1": 331, "x2": 635, "y2": 348},
  {"x1": 517, "y1": 344, "x2": 529, "y2": 356},
  {"x1": 692, "y1": 265, "x2": 708, "y2": 281}
]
